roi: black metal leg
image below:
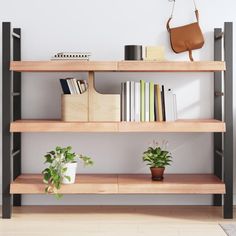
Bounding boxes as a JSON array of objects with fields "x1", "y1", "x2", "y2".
[
  {"x1": 2, "y1": 22, "x2": 12, "y2": 219},
  {"x1": 213, "y1": 28, "x2": 223, "y2": 206},
  {"x1": 12, "y1": 28, "x2": 22, "y2": 206},
  {"x1": 223, "y1": 22, "x2": 233, "y2": 219}
]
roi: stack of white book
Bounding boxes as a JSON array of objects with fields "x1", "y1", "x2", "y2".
[{"x1": 121, "y1": 81, "x2": 177, "y2": 122}]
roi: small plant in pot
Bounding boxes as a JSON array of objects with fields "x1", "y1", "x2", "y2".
[
  {"x1": 142, "y1": 140, "x2": 172, "y2": 181},
  {"x1": 42, "y1": 146, "x2": 93, "y2": 199}
]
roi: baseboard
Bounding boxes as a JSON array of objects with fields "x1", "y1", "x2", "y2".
[{"x1": 0, "y1": 194, "x2": 235, "y2": 206}]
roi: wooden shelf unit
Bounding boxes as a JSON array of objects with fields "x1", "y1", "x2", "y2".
[
  {"x1": 10, "y1": 119, "x2": 226, "y2": 133},
  {"x1": 10, "y1": 174, "x2": 225, "y2": 195},
  {"x1": 10, "y1": 60, "x2": 225, "y2": 72},
  {"x1": 2, "y1": 22, "x2": 233, "y2": 219}
]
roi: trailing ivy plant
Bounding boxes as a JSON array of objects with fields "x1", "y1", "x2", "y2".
[
  {"x1": 142, "y1": 140, "x2": 172, "y2": 168},
  {"x1": 42, "y1": 146, "x2": 93, "y2": 199}
]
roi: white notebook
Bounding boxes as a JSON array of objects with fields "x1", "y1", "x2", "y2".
[
  {"x1": 134, "y1": 82, "x2": 140, "y2": 122},
  {"x1": 145, "y1": 82, "x2": 149, "y2": 122}
]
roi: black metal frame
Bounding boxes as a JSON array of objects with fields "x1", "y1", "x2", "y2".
[
  {"x1": 2, "y1": 22, "x2": 22, "y2": 218},
  {"x1": 223, "y1": 22, "x2": 233, "y2": 219},
  {"x1": 213, "y1": 22, "x2": 234, "y2": 219},
  {"x1": 2, "y1": 22, "x2": 234, "y2": 219}
]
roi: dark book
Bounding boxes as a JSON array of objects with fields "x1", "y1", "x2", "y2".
[
  {"x1": 154, "y1": 84, "x2": 157, "y2": 121},
  {"x1": 60, "y1": 79, "x2": 71, "y2": 94},
  {"x1": 161, "y1": 85, "x2": 166, "y2": 121}
]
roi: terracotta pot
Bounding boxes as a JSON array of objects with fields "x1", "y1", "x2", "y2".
[{"x1": 150, "y1": 167, "x2": 165, "y2": 181}]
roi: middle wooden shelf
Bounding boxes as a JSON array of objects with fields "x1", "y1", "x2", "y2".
[{"x1": 10, "y1": 119, "x2": 225, "y2": 133}]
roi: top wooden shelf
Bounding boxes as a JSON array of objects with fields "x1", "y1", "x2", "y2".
[{"x1": 10, "y1": 61, "x2": 226, "y2": 72}]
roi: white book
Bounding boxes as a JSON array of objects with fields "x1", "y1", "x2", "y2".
[
  {"x1": 121, "y1": 82, "x2": 125, "y2": 121},
  {"x1": 134, "y1": 82, "x2": 140, "y2": 122},
  {"x1": 173, "y1": 94, "x2": 177, "y2": 120},
  {"x1": 84, "y1": 80, "x2": 88, "y2": 91},
  {"x1": 165, "y1": 89, "x2": 174, "y2": 121},
  {"x1": 72, "y1": 78, "x2": 80, "y2": 94},
  {"x1": 130, "y1": 81, "x2": 135, "y2": 122},
  {"x1": 80, "y1": 82, "x2": 86, "y2": 93},
  {"x1": 66, "y1": 79, "x2": 75, "y2": 94},
  {"x1": 125, "y1": 81, "x2": 130, "y2": 122},
  {"x1": 76, "y1": 80, "x2": 82, "y2": 93},
  {"x1": 145, "y1": 82, "x2": 149, "y2": 122}
]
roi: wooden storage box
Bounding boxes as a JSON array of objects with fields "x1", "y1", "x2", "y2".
[
  {"x1": 61, "y1": 72, "x2": 120, "y2": 122},
  {"x1": 61, "y1": 93, "x2": 89, "y2": 122}
]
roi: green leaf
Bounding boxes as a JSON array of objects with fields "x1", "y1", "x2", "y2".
[
  {"x1": 55, "y1": 193, "x2": 63, "y2": 199},
  {"x1": 64, "y1": 176, "x2": 71, "y2": 182},
  {"x1": 48, "y1": 151, "x2": 55, "y2": 155}
]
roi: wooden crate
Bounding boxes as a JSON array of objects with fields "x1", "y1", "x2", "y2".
[
  {"x1": 61, "y1": 72, "x2": 120, "y2": 122},
  {"x1": 61, "y1": 93, "x2": 89, "y2": 121}
]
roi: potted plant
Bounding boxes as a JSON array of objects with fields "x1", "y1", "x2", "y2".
[
  {"x1": 142, "y1": 140, "x2": 172, "y2": 181},
  {"x1": 42, "y1": 146, "x2": 93, "y2": 198}
]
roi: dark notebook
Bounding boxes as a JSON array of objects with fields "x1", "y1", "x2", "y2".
[
  {"x1": 161, "y1": 85, "x2": 166, "y2": 121},
  {"x1": 60, "y1": 79, "x2": 71, "y2": 94}
]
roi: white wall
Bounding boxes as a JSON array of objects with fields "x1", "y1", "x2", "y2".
[{"x1": 0, "y1": 0, "x2": 235, "y2": 205}]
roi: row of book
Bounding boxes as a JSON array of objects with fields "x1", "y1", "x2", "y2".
[
  {"x1": 60, "y1": 78, "x2": 88, "y2": 94},
  {"x1": 121, "y1": 81, "x2": 177, "y2": 122}
]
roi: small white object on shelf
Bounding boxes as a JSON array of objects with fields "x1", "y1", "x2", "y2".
[{"x1": 51, "y1": 52, "x2": 91, "y2": 61}]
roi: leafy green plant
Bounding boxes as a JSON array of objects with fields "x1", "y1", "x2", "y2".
[
  {"x1": 142, "y1": 140, "x2": 172, "y2": 168},
  {"x1": 42, "y1": 146, "x2": 93, "y2": 199}
]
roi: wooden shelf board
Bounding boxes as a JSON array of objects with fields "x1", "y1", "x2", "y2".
[
  {"x1": 118, "y1": 119, "x2": 226, "y2": 133},
  {"x1": 10, "y1": 174, "x2": 118, "y2": 194},
  {"x1": 10, "y1": 174, "x2": 225, "y2": 195},
  {"x1": 10, "y1": 61, "x2": 118, "y2": 72},
  {"x1": 10, "y1": 120, "x2": 119, "y2": 132},
  {"x1": 10, "y1": 61, "x2": 225, "y2": 72},
  {"x1": 118, "y1": 61, "x2": 226, "y2": 72},
  {"x1": 10, "y1": 119, "x2": 226, "y2": 133}
]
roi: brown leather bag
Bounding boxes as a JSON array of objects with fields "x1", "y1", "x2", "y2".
[{"x1": 166, "y1": 0, "x2": 204, "y2": 61}]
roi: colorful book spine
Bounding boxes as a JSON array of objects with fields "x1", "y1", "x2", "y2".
[
  {"x1": 60, "y1": 79, "x2": 71, "y2": 94},
  {"x1": 130, "y1": 81, "x2": 135, "y2": 122},
  {"x1": 154, "y1": 84, "x2": 158, "y2": 121},
  {"x1": 145, "y1": 82, "x2": 150, "y2": 122},
  {"x1": 149, "y1": 81, "x2": 155, "y2": 122},
  {"x1": 121, "y1": 82, "x2": 125, "y2": 121},
  {"x1": 173, "y1": 93, "x2": 177, "y2": 121},
  {"x1": 120, "y1": 81, "x2": 177, "y2": 123},
  {"x1": 157, "y1": 84, "x2": 163, "y2": 121},
  {"x1": 125, "y1": 81, "x2": 130, "y2": 121},
  {"x1": 161, "y1": 85, "x2": 166, "y2": 121},
  {"x1": 66, "y1": 79, "x2": 75, "y2": 94},
  {"x1": 165, "y1": 89, "x2": 174, "y2": 121},
  {"x1": 140, "y1": 80, "x2": 145, "y2": 122},
  {"x1": 134, "y1": 82, "x2": 141, "y2": 122},
  {"x1": 72, "y1": 78, "x2": 80, "y2": 94}
]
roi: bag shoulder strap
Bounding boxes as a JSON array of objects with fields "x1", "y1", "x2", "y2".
[{"x1": 166, "y1": 0, "x2": 199, "y2": 32}]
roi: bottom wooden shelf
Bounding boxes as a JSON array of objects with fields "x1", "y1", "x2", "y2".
[{"x1": 10, "y1": 174, "x2": 225, "y2": 195}]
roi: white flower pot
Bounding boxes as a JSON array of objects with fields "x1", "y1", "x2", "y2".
[{"x1": 62, "y1": 162, "x2": 77, "y2": 184}]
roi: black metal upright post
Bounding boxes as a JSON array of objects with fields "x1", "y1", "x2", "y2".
[
  {"x1": 223, "y1": 22, "x2": 233, "y2": 219},
  {"x1": 2, "y1": 22, "x2": 12, "y2": 218},
  {"x1": 12, "y1": 28, "x2": 22, "y2": 206},
  {"x1": 213, "y1": 28, "x2": 223, "y2": 206}
]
